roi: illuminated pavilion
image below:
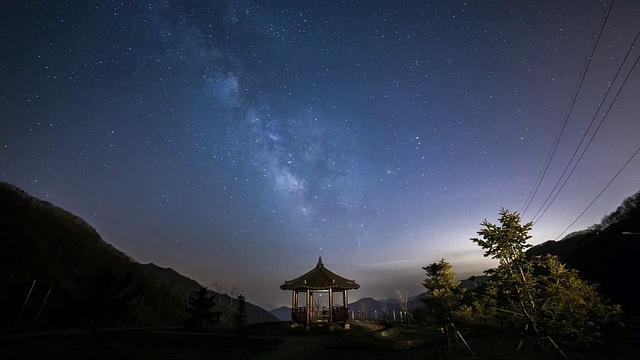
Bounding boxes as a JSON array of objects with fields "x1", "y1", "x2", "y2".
[{"x1": 280, "y1": 257, "x2": 360, "y2": 331}]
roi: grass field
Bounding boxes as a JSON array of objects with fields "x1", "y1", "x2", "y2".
[{"x1": 3, "y1": 320, "x2": 637, "y2": 360}]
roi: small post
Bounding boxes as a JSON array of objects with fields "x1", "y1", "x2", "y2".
[
  {"x1": 33, "y1": 285, "x2": 53, "y2": 330},
  {"x1": 15, "y1": 280, "x2": 37, "y2": 327},
  {"x1": 155, "y1": 290, "x2": 163, "y2": 325}
]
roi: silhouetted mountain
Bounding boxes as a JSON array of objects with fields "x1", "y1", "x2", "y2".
[
  {"x1": 350, "y1": 297, "x2": 410, "y2": 314},
  {"x1": 0, "y1": 182, "x2": 276, "y2": 336},
  {"x1": 136, "y1": 263, "x2": 278, "y2": 325},
  {"x1": 269, "y1": 306, "x2": 292, "y2": 321},
  {"x1": 215, "y1": 291, "x2": 278, "y2": 324},
  {"x1": 350, "y1": 297, "x2": 387, "y2": 313},
  {"x1": 140, "y1": 262, "x2": 202, "y2": 290},
  {"x1": 527, "y1": 189, "x2": 640, "y2": 314}
]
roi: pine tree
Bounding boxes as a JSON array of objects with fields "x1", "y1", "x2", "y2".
[
  {"x1": 184, "y1": 287, "x2": 221, "y2": 336},
  {"x1": 422, "y1": 259, "x2": 464, "y2": 325},
  {"x1": 422, "y1": 259, "x2": 465, "y2": 359},
  {"x1": 79, "y1": 266, "x2": 139, "y2": 358},
  {"x1": 232, "y1": 294, "x2": 248, "y2": 338}
]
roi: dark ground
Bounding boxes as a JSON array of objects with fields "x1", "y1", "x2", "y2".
[{"x1": 2, "y1": 319, "x2": 638, "y2": 360}]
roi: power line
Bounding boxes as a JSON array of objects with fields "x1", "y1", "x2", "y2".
[
  {"x1": 520, "y1": 0, "x2": 616, "y2": 217},
  {"x1": 555, "y1": 143, "x2": 640, "y2": 240},
  {"x1": 532, "y1": 30, "x2": 640, "y2": 224}
]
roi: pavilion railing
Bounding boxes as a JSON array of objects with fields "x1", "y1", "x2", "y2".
[
  {"x1": 292, "y1": 307, "x2": 307, "y2": 324},
  {"x1": 332, "y1": 306, "x2": 349, "y2": 322},
  {"x1": 349, "y1": 310, "x2": 411, "y2": 323},
  {"x1": 290, "y1": 306, "x2": 351, "y2": 325},
  {"x1": 292, "y1": 308, "x2": 412, "y2": 324}
]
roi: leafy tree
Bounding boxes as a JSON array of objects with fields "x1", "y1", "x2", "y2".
[
  {"x1": 470, "y1": 209, "x2": 621, "y2": 357},
  {"x1": 232, "y1": 294, "x2": 248, "y2": 338},
  {"x1": 184, "y1": 287, "x2": 221, "y2": 335}
]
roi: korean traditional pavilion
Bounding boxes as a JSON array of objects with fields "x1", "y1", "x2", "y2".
[{"x1": 280, "y1": 257, "x2": 360, "y2": 331}]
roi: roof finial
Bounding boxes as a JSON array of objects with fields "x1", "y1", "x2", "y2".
[{"x1": 318, "y1": 256, "x2": 323, "y2": 266}]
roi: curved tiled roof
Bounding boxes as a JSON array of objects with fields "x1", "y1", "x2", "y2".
[{"x1": 280, "y1": 257, "x2": 360, "y2": 291}]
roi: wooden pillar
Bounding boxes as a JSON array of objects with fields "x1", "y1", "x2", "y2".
[
  {"x1": 343, "y1": 290, "x2": 350, "y2": 329},
  {"x1": 306, "y1": 289, "x2": 311, "y2": 331},
  {"x1": 291, "y1": 291, "x2": 295, "y2": 325},
  {"x1": 329, "y1": 288, "x2": 334, "y2": 330},
  {"x1": 291, "y1": 291, "x2": 298, "y2": 328}
]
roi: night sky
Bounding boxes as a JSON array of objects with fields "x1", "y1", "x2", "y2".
[{"x1": 2, "y1": 1, "x2": 639, "y2": 310}]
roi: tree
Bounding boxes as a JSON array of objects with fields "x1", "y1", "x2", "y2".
[
  {"x1": 376, "y1": 294, "x2": 389, "y2": 322},
  {"x1": 395, "y1": 288, "x2": 411, "y2": 323},
  {"x1": 357, "y1": 298, "x2": 369, "y2": 320},
  {"x1": 422, "y1": 259, "x2": 464, "y2": 326},
  {"x1": 79, "y1": 267, "x2": 138, "y2": 330},
  {"x1": 470, "y1": 209, "x2": 621, "y2": 358},
  {"x1": 229, "y1": 286, "x2": 238, "y2": 309},
  {"x1": 422, "y1": 259, "x2": 465, "y2": 359},
  {"x1": 184, "y1": 287, "x2": 221, "y2": 336},
  {"x1": 599, "y1": 190, "x2": 640, "y2": 229},
  {"x1": 213, "y1": 282, "x2": 226, "y2": 312},
  {"x1": 232, "y1": 294, "x2": 248, "y2": 338},
  {"x1": 78, "y1": 266, "x2": 138, "y2": 358}
]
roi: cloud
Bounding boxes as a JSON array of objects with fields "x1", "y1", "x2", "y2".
[{"x1": 354, "y1": 259, "x2": 414, "y2": 270}]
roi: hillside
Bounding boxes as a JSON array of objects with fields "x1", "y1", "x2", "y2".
[
  {"x1": 527, "y1": 189, "x2": 640, "y2": 313},
  {"x1": 0, "y1": 182, "x2": 276, "y2": 337}
]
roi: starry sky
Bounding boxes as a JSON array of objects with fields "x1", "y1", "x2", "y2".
[{"x1": 2, "y1": 0, "x2": 639, "y2": 310}]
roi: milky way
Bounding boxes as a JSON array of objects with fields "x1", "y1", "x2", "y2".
[{"x1": 2, "y1": 1, "x2": 639, "y2": 308}]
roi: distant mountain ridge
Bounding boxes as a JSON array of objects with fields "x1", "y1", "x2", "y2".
[
  {"x1": 269, "y1": 306, "x2": 292, "y2": 321},
  {"x1": 0, "y1": 181, "x2": 277, "y2": 336}
]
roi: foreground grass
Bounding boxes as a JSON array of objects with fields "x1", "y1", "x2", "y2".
[
  {"x1": 2, "y1": 320, "x2": 637, "y2": 360},
  {"x1": 3, "y1": 327, "x2": 279, "y2": 360}
]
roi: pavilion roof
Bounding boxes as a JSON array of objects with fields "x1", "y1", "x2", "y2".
[{"x1": 280, "y1": 257, "x2": 360, "y2": 291}]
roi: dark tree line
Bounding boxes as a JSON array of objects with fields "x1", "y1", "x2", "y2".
[{"x1": 596, "y1": 190, "x2": 640, "y2": 230}]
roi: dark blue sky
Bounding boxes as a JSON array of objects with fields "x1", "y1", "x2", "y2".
[{"x1": 2, "y1": 0, "x2": 639, "y2": 309}]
